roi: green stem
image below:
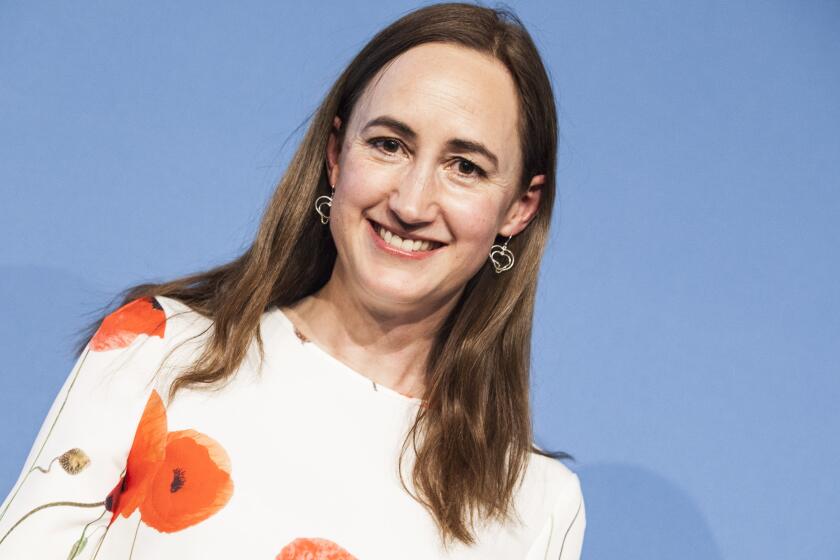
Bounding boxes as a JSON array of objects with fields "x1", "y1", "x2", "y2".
[
  {"x1": 65, "y1": 509, "x2": 107, "y2": 560},
  {"x1": 84, "y1": 508, "x2": 106, "y2": 531},
  {"x1": 29, "y1": 456, "x2": 60, "y2": 473},
  {"x1": 90, "y1": 524, "x2": 109, "y2": 560},
  {"x1": 128, "y1": 519, "x2": 141, "y2": 560},
  {"x1": 0, "y1": 347, "x2": 92, "y2": 526},
  {"x1": 78, "y1": 508, "x2": 106, "y2": 542},
  {"x1": 0, "y1": 500, "x2": 105, "y2": 548},
  {"x1": 90, "y1": 472, "x2": 125, "y2": 560},
  {"x1": 0, "y1": 470, "x2": 33, "y2": 526},
  {"x1": 30, "y1": 457, "x2": 59, "y2": 474}
]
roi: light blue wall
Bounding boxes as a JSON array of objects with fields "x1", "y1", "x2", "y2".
[{"x1": 1, "y1": 1, "x2": 837, "y2": 558}]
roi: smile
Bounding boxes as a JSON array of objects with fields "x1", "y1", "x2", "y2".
[{"x1": 367, "y1": 219, "x2": 444, "y2": 257}]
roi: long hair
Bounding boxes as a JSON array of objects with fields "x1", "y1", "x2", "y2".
[{"x1": 74, "y1": 2, "x2": 570, "y2": 546}]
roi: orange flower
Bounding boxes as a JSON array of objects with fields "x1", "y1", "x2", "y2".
[
  {"x1": 105, "y1": 390, "x2": 167, "y2": 522},
  {"x1": 90, "y1": 297, "x2": 166, "y2": 352},
  {"x1": 277, "y1": 538, "x2": 358, "y2": 560},
  {"x1": 140, "y1": 429, "x2": 233, "y2": 532},
  {"x1": 106, "y1": 390, "x2": 233, "y2": 533}
]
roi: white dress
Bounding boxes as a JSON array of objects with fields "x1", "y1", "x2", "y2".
[{"x1": 0, "y1": 295, "x2": 585, "y2": 559}]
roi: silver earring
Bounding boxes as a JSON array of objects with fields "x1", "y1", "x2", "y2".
[
  {"x1": 314, "y1": 185, "x2": 333, "y2": 224},
  {"x1": 489, "y1": 236, "x2": 515, "y2": 273}
]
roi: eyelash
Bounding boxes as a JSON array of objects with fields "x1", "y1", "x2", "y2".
[{"x1": 367, "y1": 137, "x2": 487, "y2": 179}]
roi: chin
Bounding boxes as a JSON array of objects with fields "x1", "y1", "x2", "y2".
[{"x1": 357, "y1": 268, "x2": 437, "y2": 308}]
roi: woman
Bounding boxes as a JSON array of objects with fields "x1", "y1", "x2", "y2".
[{"x1": 0, "y1": 3, "x2": 585, "y2": 558}]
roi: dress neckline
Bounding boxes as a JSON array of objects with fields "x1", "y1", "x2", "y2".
[{"x1": 267, "y1": 305, "x2": 427, "y2": 408}]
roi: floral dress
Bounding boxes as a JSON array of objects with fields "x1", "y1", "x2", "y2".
[{"x1": 0, "y1": 296, "x2": 585, "y2": 559}]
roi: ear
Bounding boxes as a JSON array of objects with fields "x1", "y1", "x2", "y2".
[
  {"x1": 326, "y1": 116, "x2": 343, "y2": 187},
  {"x1": 498, "y1": 174, "x2": 545, "y2": 237}
]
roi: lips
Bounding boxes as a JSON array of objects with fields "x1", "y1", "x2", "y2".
[{"x1": 368, "y1": 219, "x2": 444, "y2": 253}]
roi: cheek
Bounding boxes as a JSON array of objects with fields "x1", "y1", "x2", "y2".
[
  {"x1": 334, "y1": 156, "x2": 396, "y2": 212},
  {"x1": 444, "y1": 194, "x2": 504, "y2": 248}
]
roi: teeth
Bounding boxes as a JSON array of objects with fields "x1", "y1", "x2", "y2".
[{"x1": 375, "y1": 222, "x2": 438, "y2": 252}]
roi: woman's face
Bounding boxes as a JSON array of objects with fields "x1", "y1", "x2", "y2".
[{"x1": 326, "y1": 42, "x2": 544, "y2": 315}]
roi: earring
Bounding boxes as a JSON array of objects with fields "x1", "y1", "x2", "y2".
[
  {"x1": 489, "y1": 236, "x2": 515, "y2": 273},
  {"x1": 314, "y1": 184, "x2": 333, "y2": 224}
]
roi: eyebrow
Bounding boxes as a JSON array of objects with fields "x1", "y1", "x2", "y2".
[{"x1": 361, "y1": 115, "x2": 499, "y2": 169}]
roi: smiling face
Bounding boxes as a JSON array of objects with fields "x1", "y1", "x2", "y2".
[{"x1": 326, "y1": 42, "x2": 544, "y2": 315}]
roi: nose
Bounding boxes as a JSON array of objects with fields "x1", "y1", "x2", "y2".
[{"x1": 387, "y1": 160, "x2": 440, "y2": 226}]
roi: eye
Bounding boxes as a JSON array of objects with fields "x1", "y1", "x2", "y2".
[
  {"x1": 368, "y1": 137, "x2": 405, "y2": 156},
  {"x1": 451, "y1": 157, "x2": 487, "y2": 180}
]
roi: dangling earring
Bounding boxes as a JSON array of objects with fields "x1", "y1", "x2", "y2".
[
  {"x1": 314, "y1": 184, "x2": 333, "y2": 224},
  {"x1": 489, "y1": 236, "x2": 515, "y2": 273}
]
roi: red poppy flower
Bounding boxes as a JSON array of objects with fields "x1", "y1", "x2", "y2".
[
  {"x1": 276, "y1": 538, "x2": 358, "y2": 560},
  {"x1": 90, "y1": 297, "x2": 166, "y2": 352},
  {"x1": 106, "y1": 390, "x2": 233, "y2": 533},
  {"x1": 105, "y1": 390, "x2": 167, "y2": 522},
  {"x1": 140, "y1": 429, "x2": 234, "y2": 532}
]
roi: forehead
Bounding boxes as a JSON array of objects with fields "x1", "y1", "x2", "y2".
[{"x1": 351, "y1": 42, "x2": 521, "y2": 168}]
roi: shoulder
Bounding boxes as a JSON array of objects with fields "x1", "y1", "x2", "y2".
[
  {"x1": 153, "y1": 295, "x2": 214, "y2": 341},
  {"x1": 518, "y1": 450, "x2": 586, "y2": 558},
  {"x1": 525, "y1": 450, "x2": 584, "y2": 517},
  {"x1": 83, "y1": 296, "x2": 214, "y2": 393},
  {"x1": 89, "y1": 295, "x2": 212, "y2": 352}
]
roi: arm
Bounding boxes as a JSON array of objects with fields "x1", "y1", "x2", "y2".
[
  {"x1": 0, "y1": 296, "x2": 175, "y2": 558},
  {"x1": 558, "y1": 494, "x2": 586, "y2": 560},
  {"x1": 526, "y1": 471, "x2": 587, "y2": 560}
]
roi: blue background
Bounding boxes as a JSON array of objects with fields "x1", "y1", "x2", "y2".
[{"x1": 1, "y1": 1, "x2": 838, "y2": 558}]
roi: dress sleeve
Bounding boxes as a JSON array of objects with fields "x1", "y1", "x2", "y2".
[
  {"x1": 557, "y1": 492, "x2": 586, "y2": 560},
  {"x1": 526, "y1": 472, "x2": 587, "y2": 560},
  {"x1": 0, "y1": 296, "x2": 179, "y2": 559}
]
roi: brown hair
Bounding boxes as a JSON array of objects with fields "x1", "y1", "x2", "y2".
[{"x1": 75, "y1": 1, "x2": 571, "y2": 546}]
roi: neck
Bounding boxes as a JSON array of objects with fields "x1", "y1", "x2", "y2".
[{"x1": 283, "y1": 266, "x2": 461, "y2": 399}]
